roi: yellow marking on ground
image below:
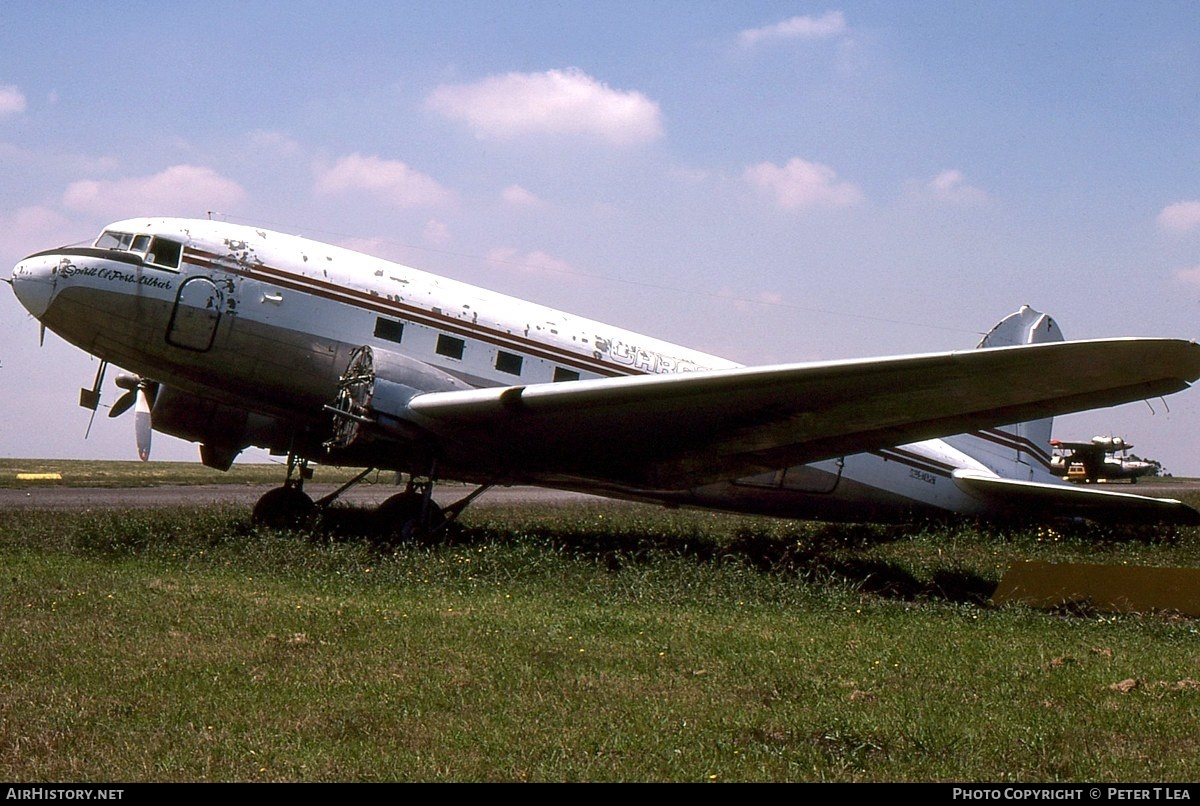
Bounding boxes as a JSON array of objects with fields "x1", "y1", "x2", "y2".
[{"x1": 15, "y1": 472, "x2": 63, "y2": 480}]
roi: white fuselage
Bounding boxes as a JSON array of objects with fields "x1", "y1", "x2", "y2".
[{"x1": 11, "y1": 217, "x2": 1063, "y2": 522}]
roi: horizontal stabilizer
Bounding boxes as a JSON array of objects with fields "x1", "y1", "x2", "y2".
[{"x1": 952, "y1": 470, "x2": 1200, "y2": 525}]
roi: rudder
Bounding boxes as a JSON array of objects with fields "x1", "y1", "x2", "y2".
[{"x1": 944, "y1": 306, "x2": 1062, "y2": 478}]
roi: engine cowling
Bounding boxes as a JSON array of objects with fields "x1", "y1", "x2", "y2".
[
  {"x1": 150, "y1": 385, "x2": 290, "y2": 469},
  {"x1": 324, "y1": 345, "x2": 471, "y2": 452}
]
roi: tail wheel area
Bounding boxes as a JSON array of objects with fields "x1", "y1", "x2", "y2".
[{"x1": 252, "y1": 485, "x2": 317, "y2": 530}]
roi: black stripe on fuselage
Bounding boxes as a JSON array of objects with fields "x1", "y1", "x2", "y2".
[
  {"x1": 872, "y1": 446, "x2": 956, "y2": 478},
  {"x1": 962, "y1": 427, "x2": 1055, "y2": 470},
  {"x1": 26, "y1": 246, "x2": 147, "y2": 268}
]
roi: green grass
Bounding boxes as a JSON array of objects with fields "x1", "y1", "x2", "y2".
[
  {"x1": 3, "y1": 494, "x2": 1200, "y2": 782},
  {"x1": 0, "y1": 458, "x2": 367, "y2": 488}
]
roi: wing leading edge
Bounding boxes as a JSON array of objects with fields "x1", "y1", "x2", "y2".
[{"x1": 405, "y1": 337, "x2": 1200, "y2": 490}]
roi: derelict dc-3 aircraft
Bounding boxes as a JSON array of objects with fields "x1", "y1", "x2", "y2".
[{"x1": 9, "y1": 217, "x2": 1200, "y2": 534}]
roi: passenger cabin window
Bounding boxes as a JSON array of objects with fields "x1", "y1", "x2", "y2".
[
  {"x1": 495, "y1": 351, "x2": 523, "y2": 376},
  {"x1": 374, "y1": 318, "x2": 404, "y2": 344},
  {"x1": 436, "y1": 334, "x2": 465, "y2": 360},
  {"x1": 553, "y1": 367, "x2": 580, "y2": 382}
]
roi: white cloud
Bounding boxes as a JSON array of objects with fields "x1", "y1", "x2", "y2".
[
  {"x1": 248, "y1": 129, "x2": 303, "y2": 158},
  {"x1": 743, "y1": 157, "x2": 863, "y2": 209},
  {"x1": 738, "y1": 12, "x2": 847, "y2": 48},
  {"x1": 671, "y1": 165, "x2": 710, "y2": 184},
  {"x1": 314, "y1": 154, "x2": 454, "y2": 208},
  {"x1": 423, "y1": 219, "x2": 450, "y2": 245},
  {"x1": 0, "y1": 141, "x2": 119, "y2": 174},
  {"x1": 501, "y1": 184, "x2": 542, "y2": 208},
  {"x1": 486, "y1": 246, "x2": 574, "y2": 276},
  {"x1": 62, "y1": 165, "x2": 245, "y2": 217},
  {"x1": 0, "y1": 84, "x2": 27, "y2": 115},
  {"x1": 1157, "y1": 201, "x2": 1200, "y2": 234},
  {"x1": 1174, "y1": 266, "x2": 1200, "y2": 286},
  {"x1": 427, "y1": 68, "x2": 663, "y2": 146},
  {"x1": 923, "y1": 169, "x2": 988, "y2": 204},
  {"x1": 0, "y1": 206, "x2": 72, "y2": 259},
  {"x1": 719, "y1": 287, "x2": 786, "y2": 314}
]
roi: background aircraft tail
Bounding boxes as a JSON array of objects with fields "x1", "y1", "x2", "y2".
[{"x1": 944, "y1": 306, "x2": 1062, "y2": 480}]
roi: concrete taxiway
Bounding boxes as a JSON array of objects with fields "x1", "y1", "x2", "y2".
[{"x1": 0, "y1": 483, "x2": 606, "y2": 511}]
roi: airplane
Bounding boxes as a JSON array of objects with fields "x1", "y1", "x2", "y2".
[
  {"x1": 1050, "y1": 436, "x2": 1157, "y2": 484},
  {"x1": 8, "y1": 216, "x2": 1200, "y2": 536}
]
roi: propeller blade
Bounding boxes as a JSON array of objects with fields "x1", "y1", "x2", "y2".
[
  {"x1": 109, "y1": 389, "x2": 137, "y2": 418},
  {"x1": 134, "y1": 385, "x2": 152, "y2": 462},
  {"x1": 105, "y1": 374, "x2": 156, "y2": 460}
]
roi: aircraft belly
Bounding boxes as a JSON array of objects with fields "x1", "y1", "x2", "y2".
[
  {"x1": 678, "y1": 449, "x2": 988, "y2": 523},
  {"x1": 684, "y1": 473, "x2": 946, "y2": 522}
]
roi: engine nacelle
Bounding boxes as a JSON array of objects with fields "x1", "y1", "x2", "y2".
[
  {"x1": 1092, "y1": 435, "x2": 1130, "y2": 451},
  {"x1": 151, "y1": 385, "x2": 290, "y2": 469},
  {"x1": 325, "y1": 345, "x2": 471, "y2": 451}
]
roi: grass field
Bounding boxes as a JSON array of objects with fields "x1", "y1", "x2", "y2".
[
  {"x1": 2, "y1": 461, "x2": 1200, "y2": 782},
  {"x1": 0, "y1": 457, "x2": 304, "y2": 487}
]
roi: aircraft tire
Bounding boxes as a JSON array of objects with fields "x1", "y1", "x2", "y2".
[
  {"x1": 252, "y1": 486, "x2": 317, "y2": 530},
  {"x1": 376, "y1": 492, "x2": 445, "y2": 544}
]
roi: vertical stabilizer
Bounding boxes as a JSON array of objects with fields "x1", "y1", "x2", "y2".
[
  {"x1": 976, "y1": 304, "x2": 1063, "y2": 351},
  {"x1": 944, "y1": 306, "x2": 1062, "y2": 478}
]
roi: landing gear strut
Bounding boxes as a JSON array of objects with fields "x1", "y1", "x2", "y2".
[
  {"x1": 251, "y1": 453, "x2": 316, "y2": 529},
  {"x1": 374, "y1": 463, "x2": 492, "y2": 543},
  {"x1": 251, "y1": 453, "x2": 491, "y2": 541},
  {"x1": 376, "y1": 476, "x2": 445, "y2": 543}
]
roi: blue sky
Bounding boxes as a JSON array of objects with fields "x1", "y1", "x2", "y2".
[{"x1": 2, "y1": 2, "x2": 1200, "y2": 474}]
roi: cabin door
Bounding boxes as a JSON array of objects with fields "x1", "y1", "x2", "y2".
[{"x1": 166, "y1": 277, "x2": 222, "y2": 351}]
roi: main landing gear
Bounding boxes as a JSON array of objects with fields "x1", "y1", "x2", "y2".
[
  {"x1": 251, "y1": 453, "x2": 317, "y2": 530},
  {"x1": 250, "y1": 454, "x2": 491, "y2": 542}
]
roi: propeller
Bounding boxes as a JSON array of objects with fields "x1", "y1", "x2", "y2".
[{"x1": 110, "y1": 374, "x2": 158, "y2": 461}]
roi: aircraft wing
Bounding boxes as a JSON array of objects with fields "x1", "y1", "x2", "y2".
[
  {"x1": 405, "y1": 338, "x2": 1200, "y2": 489},
  {"x1": 1051, "y1": 441, "x2": 1101, "y2": 452},
  {"x1": 952, "y1": 471, "x2": 1200, "y2": 525}
]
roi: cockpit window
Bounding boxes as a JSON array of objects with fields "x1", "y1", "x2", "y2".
[
  {"x1": 92, "y1": 230, "x2": 182, "y2": 270},
  {"x1": 147, "y1": 238, "x2": 182, "y2": 269},
  {"x1": 95, "y1": 230, "x2": 134, "y2": 250}
]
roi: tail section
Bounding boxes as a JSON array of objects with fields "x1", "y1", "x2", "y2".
[
  {"x1": 944, "y1": 306, "x2": 1062, "y2": 479},
  {"x1": 975, "y1": 304, "x2": 1063, "y2": 348},
  {"x1": 975, "y1": 305, "x2": 1062, "y2": 454},
  {"x1": 944, "y1": 305, "x2": 1200, "y2": 524}
]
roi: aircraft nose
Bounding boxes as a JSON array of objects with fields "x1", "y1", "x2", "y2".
[{"x1": 10, "y1": 253, "x2": 58, "y2": 319}]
